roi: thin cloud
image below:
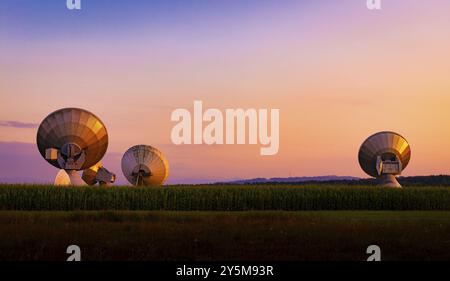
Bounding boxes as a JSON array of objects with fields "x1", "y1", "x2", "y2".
[{"x1": 0, "y1": 120, "x2": 38, "y2": 129}]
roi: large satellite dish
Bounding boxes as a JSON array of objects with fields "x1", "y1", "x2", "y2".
[
  {"x1": 121, "y1": 145, "x2": 169, "y2": 186},
  {"x1": 36, "y1": 108, "x2": 114, "y2": 186},
  {"x1": 358, "y1": 131, "x2": 411, "y2": 188},
  {"x1": 82, "y1": 161, "x2": 116, "y2": 186}
]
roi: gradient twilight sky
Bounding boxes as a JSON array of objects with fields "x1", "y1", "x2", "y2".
[{"x1": 1, "y1": 0, "x2": 450, "y2": 184}]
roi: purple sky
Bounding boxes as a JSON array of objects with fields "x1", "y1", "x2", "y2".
[{"x1": 2, "y1": 1, "x2": 450, "y2": 184}]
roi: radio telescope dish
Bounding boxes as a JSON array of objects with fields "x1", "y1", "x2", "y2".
[
  {"x1": 54, "y1": 169, "x2": 71, "y2": 186},
  {"x1": 36, "y1": 108, "x2": 110, "y2": 186},
  {"x1": 121, "y1": 145, "x2": 169, "y2": 186},
  {"x1": 358, "y1": 131, "x2": 411, "y2": 188},
  {"x1": 82, "y1": 161, "x2": 116, "y2": 186}
]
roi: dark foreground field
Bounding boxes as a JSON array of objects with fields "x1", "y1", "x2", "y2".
[
  {"x1": 1, "y1": 185, "x2": 449, "y2": 261},
  {"x1": 0, "y1": 211, "x2": 449, "y2": 261}
]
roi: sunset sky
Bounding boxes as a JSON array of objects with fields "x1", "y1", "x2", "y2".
[{"x1": 1, "y1": 0, "x2": 450, "y2": 184}]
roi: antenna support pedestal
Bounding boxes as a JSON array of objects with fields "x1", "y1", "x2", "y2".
[{"x1": 379, "y1": 174, "x2": 402, "y2": 188}]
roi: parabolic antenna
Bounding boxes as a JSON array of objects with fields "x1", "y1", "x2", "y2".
[
  {"x1": 82, "y1": 161, "x2": 116, "y2": 186},
  {"x1": 358, "y1": 131, "x2": 411, "y2": 188},
  {"x1": 121, "y1": 145, "x2": 169, "y2": 186},
  {"x1": 36, "y1": 108, "x2": 113, "y2": 186},
  {"x1": 54, "y1": 169, "x2": 71, "y2": 186}
]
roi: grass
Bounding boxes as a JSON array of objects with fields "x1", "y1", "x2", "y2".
[
  {"x1": 0, "y1": 210, "x2": 449, "y2": 261},
  {"x1": 1, "y1": 184, "x2": 448, "y2": 260},
  {"x1": 0, "y1": 184, "x2": 449, "y2": 211}
]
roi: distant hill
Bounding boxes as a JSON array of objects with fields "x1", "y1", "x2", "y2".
[
  {"x1": 223, "y1": 176, "x2": 360, "y2": 184},
  {"x1": 397, "y1": 175, "x2": 450, "y2": 186},
  {"x1": 220, "y1": 175, "x2": 450, "y2": 186}
]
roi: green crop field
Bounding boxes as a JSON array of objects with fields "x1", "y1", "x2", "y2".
[
  {"x1": 0, "y1": 184, "x2": 449, "y2": 211},
  {"x1": 0, "y1": 184, "x2": 449, "y2": 261}
]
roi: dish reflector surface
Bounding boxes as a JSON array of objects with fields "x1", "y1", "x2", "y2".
[
  {"x1": 121, "y1": 145, "x2": 169, "y2": 186},
  {"x1": 358, "y1": 131, "x2": 411, "y2": 178},
  {"x1": 36, "y1": 108, "x2": 108, "y2": 170}
]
